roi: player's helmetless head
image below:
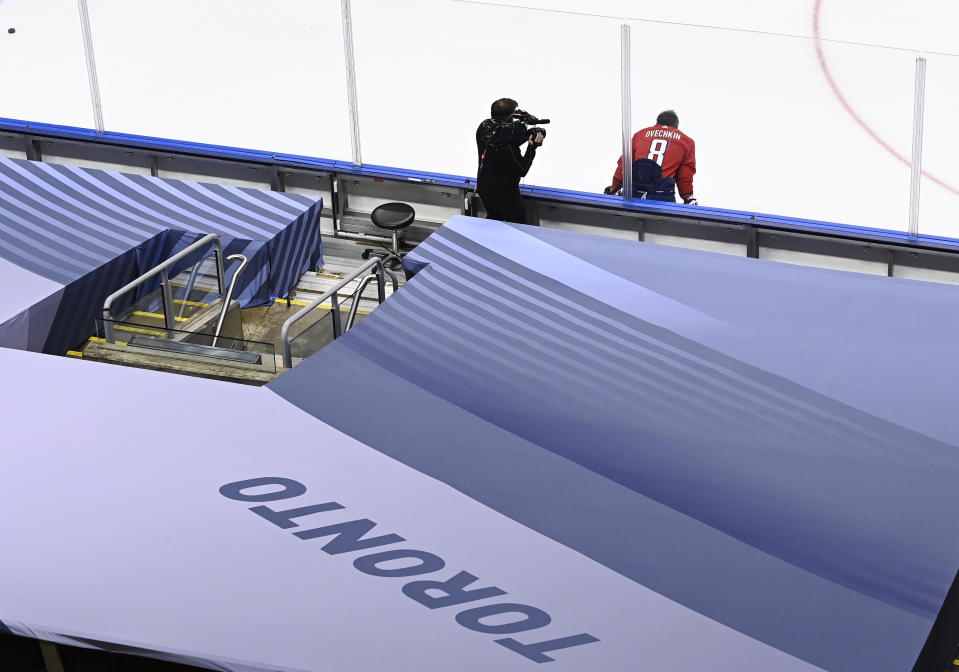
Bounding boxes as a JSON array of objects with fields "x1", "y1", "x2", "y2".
[
  {"x1": 491, "y1": 98, "x2": 519, "y2": 119},
  {"x1": 656, "y1": 110, "x2": 679, "y2": 128}
]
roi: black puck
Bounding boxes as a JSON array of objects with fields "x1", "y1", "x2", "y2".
[{"x1": 7, "y1": 28, "x2": 15, "y2": 34}]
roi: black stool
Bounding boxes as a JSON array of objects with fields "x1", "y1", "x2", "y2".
[{"x1": 361, "y1": 202, "x2": 415, "y2": 270}]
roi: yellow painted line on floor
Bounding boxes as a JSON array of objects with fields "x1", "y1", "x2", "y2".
[
  {"x1": 114, "y1": 324, "x2": 165, "y2": 336},
  {"x1": 174, "y1": 298, "x2": 209, "y2": 307},
  {"x1": 315, "y1": 272, "x2": 344, "y2": 279},
  {"x1": 274, "y1": 297, "x2": 372, "y2": 316},
  {"x1": 66, "y1": 350, "x2": 83, "y2": 358},
  {"x1": 89, "y1": 337, "x2": 129, "y2": 346},
  {"x1": 132, "y1": 310, "x2": 188, "y2": 323}
]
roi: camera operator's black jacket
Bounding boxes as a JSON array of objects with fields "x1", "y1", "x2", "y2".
[{"x1": 475, "y1": 119, "x2": 537, "y2": 224}]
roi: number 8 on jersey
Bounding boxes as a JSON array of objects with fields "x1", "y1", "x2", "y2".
[{"x1": 648, "y1": 139, "x2": 668, "y2": 166}]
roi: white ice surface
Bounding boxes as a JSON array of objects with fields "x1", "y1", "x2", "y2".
[{"x1": 1, "y1": 0, "x2": 957, "y2": 233}]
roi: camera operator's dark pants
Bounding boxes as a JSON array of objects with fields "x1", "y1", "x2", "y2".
[{"x1": 479, "y1": 190, "x2": 528, "y2": 225}]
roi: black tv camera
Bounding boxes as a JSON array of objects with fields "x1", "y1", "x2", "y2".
[
  {"x1": 482, "y1": 109, "x2": 550, "y2": 149},
  {"x1": 513, "y1": 109, "x2": 550, "y2": 126}
]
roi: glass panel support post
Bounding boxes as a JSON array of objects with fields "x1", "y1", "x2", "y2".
[
  {"x1": 77, "y1": 0, "x2": 105, "y2": 133},
  {"x1": 908, "y1": 55, "x2": 926, "y2": 238},
  {"x1": 620, "y1": 23, "x2": 633, "y2": 203},
  {"x1": 341, "y1": 0, "x2": 363, "y2": 167}
]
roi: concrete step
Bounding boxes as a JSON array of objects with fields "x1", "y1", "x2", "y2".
[{"x1": 81, "y1": 339, "x2": 280, "y2": 386}]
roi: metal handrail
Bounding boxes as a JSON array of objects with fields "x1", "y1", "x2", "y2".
[
  {"x1": 344, "y1": 274, "x2": 376, "y2": 333},
  {"x1": 102, "y1": 233, "x2": 225, "y2": 344},
  {"x1": 384, "y1": 268, "x2": 400, "y2": 292},
  {"x1": 280, "y1": 257, "x2": 387, "y2": 368},
  {"x1": 343, "y1": 267, "x2": 398, "y2": 335},
  {"x1": 211, "y1": 254, "x2": 249, "y2": 347},
  {"x1": 176, "y1": 261, "x2": 204, "y2": 319}
]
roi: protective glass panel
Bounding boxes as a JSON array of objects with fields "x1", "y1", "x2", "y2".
[
  {"x1": 628, "y1": 19, "x2": 917, "y2": 231},
  {"x1": 285, "y1": 268, "x2": 385, "y2": 366},
  {"x1": 488, "y1": 1, "x2": 809, "y2": 36},
  {"x1": 917, "y1": 53, "x2": 959, "y2": 239},
  {"x1": 106, "y1": 248, "x2": 224, "y2": 330},
  {"x1": 87, "y1": 0, "x2": 352, "y2": 160},
  {"x1": 288, "y1": 307, "x2": 335, "y2": 364},
  {"x1": 119, "y1": 290, "x2": 181, "y2": 331},
  {"x1": 351, "y1": 0, "x2": 621, "y2": 193},
  {"x1": 0, "y1": 0, "x2": 95, "y2": 127}
]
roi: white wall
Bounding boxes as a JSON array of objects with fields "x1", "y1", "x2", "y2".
[{"x1": 1, "y1": 0, "x2": 957, "y2": 236}]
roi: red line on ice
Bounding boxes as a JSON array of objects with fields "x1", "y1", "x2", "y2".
[{"x1": 813, "y1": 0, "x2": 958, "y2": 196}]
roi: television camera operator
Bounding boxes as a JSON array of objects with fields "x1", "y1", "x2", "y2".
[{"x1": 475, "y1": 98, "x2": 548, "y2": 225}]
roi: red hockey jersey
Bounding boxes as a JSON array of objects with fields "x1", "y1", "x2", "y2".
[{"x1": 610, "y1": 125, "x2": 696, "y2": 199}]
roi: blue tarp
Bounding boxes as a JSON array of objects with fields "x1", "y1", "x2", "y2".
[
  {"x1": 270, "y1": 215, "x2": 959, "y2": 672},
  {"x1": 0, "y1": 156, "x2": 322, "y2": 353},
  {"x1": 2, "y1": 214, "x2": 958, "y2": 671}
]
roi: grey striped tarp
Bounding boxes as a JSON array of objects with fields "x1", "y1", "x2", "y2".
[{"x1": 0, "y1": 157, "x2": 322, "y2": 353}]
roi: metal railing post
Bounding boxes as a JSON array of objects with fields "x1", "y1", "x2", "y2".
[
  {"x1": 384, "y1": 268, "x2": 399, "y2": 292},
  {"x1": 345, "y1": 261, "x2": 388, "y2": 333},
  {"x1": 331, "y1": 294, "x2": 343, "y2": 338},
  {"x1": 620, "y1": 23, "x2": 633, "y2": 202},
  {"x1": 376, "y1": 262, "x2": 386, "y2": 303},
  {"x1": 213, "y1": 243, "x2": 226, "y2": 295},
  {"x1": 177, "y1": 262, "x2": 203, "y2": 319},
  {"x1": 160, "y1": 268, "x2": 175, "y2": 331},
  {"x1": 908, "y1": 55, "x2": 926, "y2": 238},
  {"x1": 345, "y1": 276, "x2": 373, "y2": 333},
  {"x1": 102, "y1": 309, "x2": 113, "y2": 344},
  {"x1": 341, "y1": 0, "x2": 363, "y2": 166}
]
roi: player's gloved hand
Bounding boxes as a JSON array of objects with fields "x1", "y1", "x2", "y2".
[
  {"x1": 603, "y1": 186, "x2": 622, "y2": 196},
  {"x1": 528, "y1": 128, "x2": 546, "y2": 147},
  {"x1": 683, "y1": 196, "x2": 698, "y2": 205}
]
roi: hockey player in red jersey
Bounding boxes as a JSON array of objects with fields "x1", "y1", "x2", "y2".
[{"x1": 606, "y1": 110, "x2": 697, "y2": 204}]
